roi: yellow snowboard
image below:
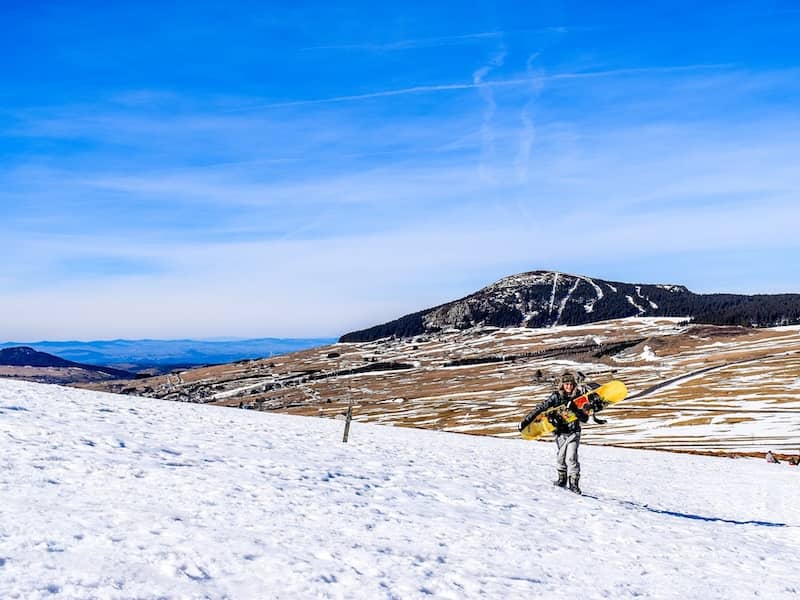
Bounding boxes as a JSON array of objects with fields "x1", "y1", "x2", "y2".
[{"x1": 520, "y1": 380, "x2": 628, "y2": 440}]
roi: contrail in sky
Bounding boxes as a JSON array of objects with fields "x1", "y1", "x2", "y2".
[{"x1": 223, "y1": 64, "x2": 733, "y2": 112}]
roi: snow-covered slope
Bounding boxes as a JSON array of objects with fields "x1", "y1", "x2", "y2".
[{"x1": 1, "y1": 380, "x2": 797, "y2": 599}]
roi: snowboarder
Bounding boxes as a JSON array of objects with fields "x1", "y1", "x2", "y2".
[
  {"x1": 519, "y1": 370, "x2": 595, "y2": 494},
  {"x1": 766, "y1": 450, "x2": 781, "y2": 464}
]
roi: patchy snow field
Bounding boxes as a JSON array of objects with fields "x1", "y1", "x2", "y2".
[
  {"x1": 85, "y1": 318, "x2": 800, "y2": 456},
  {"x1": 1, "y1": 380, "x2": 798, "y2": 599}
]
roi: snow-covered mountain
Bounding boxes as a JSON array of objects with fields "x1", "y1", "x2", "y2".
[
  {"x1": 341, "y1": 270, "x2": 800, "y2": 342},
  {"x1": 1, "y1": 379, "x2": 797, "y2": 599}
]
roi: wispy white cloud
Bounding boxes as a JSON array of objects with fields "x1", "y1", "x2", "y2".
[
  {"x1": 473, "y1": 44, "x2": 508, "y2": 181},
  {"x1": 514, "y1": 53, "x2": 544, "y2": 183},
  {"x1": 304, "y1": 30, "x2": 504, "y2": 51},
  {"x1": 302, "y1": 26, "x2": 568, "y2": 52},
  {"x1": 3, "y1": 184, "x2": 799, "y2": 339},
  {"x1": 216, "y1": 63, "x2": 734, "y2": 112}
]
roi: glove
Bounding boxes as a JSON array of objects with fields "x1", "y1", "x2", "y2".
[
  {"x1": 546, "y1": 411, "x2": 566, "y2": 427},
  {"x1": 588, "y1": 392, "x2": 604, "y2": 412},
  {"x1": 519, "y1": 408, "x2": 542, "y2": 431}
]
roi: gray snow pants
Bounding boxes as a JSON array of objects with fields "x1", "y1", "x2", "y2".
[{"x1": 555, "y1": 431, "x2": 581, "y2": 476}]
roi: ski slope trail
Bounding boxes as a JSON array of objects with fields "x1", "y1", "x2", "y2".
[{"x1": 1, "y1": 380, "x2": 797, "y2": 599}]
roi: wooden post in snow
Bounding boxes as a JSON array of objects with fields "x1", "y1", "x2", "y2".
[{"x1": 342, "y1": 395, "x2": 353, "y2": 443}]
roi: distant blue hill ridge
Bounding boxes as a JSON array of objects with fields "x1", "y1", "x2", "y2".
[{"x1": 0, "y1": 338, "x2": 335, "y2": 367}]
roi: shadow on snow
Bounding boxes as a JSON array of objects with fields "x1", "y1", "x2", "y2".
[{"x1": 584, "y1": 495, "x2": 788, "y2": 528}]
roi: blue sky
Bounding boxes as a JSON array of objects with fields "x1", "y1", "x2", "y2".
[{"x1": 2, "y1": 1, "x2": 800, "y2": 340}]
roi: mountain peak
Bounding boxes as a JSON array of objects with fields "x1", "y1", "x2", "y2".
[{"x1": 340, "y1": 271, "x2": 800, "y2": 342}]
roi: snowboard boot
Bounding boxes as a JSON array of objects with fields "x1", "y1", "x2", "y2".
[
  {"x1": 568, "y1": 475, "x2": 581, "y2": 495},
  {"x1": 553, "y1": 471, "x2": 567, "y2": 488}
]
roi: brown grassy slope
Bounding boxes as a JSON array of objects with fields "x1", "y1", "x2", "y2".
[{"x1": 80, "y1": 319, "x2": 800, "y2": 457}]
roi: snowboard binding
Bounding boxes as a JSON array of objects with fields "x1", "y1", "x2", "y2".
[{"x1": 587, "y1": 392, "x2": 607, "y2": 424}]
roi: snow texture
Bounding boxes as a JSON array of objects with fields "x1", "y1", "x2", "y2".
[
  {"x1": 554, "y1": 277, "x2": 580, "y2": 325},
  {"x1": 625, "y1": 294, "x2": 646, "y2": 315},
  {"x1": 1, "y1": 379, "x2": 798, "y2": 599},
  {"x1": 582, "y1": 276, "x2": 604, "y2": 313},
  {"x1": 548, "y1": 272, "x2": 560, "y2": 316}
]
